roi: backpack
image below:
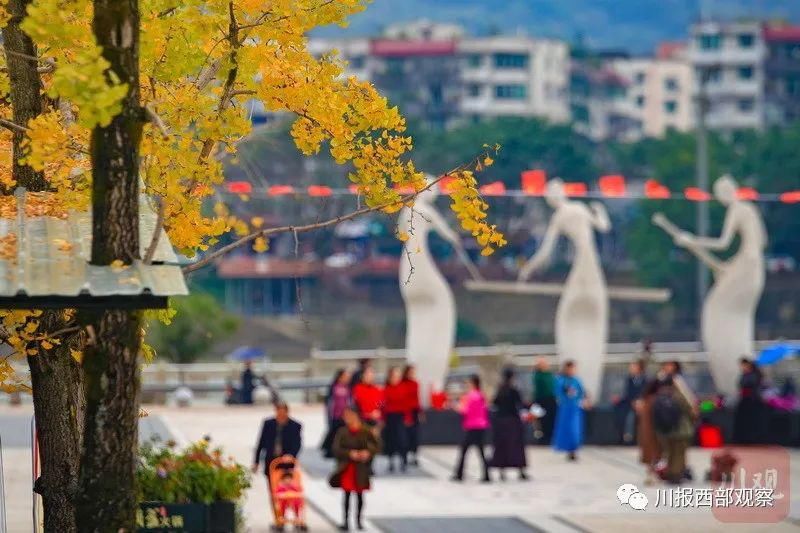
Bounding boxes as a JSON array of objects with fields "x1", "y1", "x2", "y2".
[{"x1": 652, "y1": 391, "x2": 681, "y2": 434}]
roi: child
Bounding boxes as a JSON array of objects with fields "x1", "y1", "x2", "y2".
[{"x1": 274, "y1": 470, "x2": 305, "y2": 529}]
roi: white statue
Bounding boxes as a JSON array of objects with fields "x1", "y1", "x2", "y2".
[
  {"x1": 653, "y1": 175, "x2": 766, "y2": 398},
  {"x1": 517, "y1": 179, "x2": 611, "y2": 401},
  {"x1": 399, "y1": 184, "x2": 477, "y2": 405}
]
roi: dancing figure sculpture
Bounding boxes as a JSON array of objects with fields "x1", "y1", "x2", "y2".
[
  {"x1": 517, "y1": 179, "x2": 611, "y2": 401},
  {"x1": 399, "y1": 184, "x2": 479, "y2": 405},
  {"x1": 653, "y1": 175, "x2": 766, "y2": 398}
]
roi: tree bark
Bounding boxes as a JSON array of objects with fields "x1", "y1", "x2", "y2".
[
  {"x1": 76, "y1": 0, "x2": 143, "y2": 531},
  {"x1": 1, "y1": 0, "x2": 47, "y2": 193},
  {"x1": 2, "y1": 2, "x2": 81, "y2": 531}
]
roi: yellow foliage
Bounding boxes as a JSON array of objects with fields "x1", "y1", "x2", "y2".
[{"x1": 0, "y1": 0, "x2": 506, "y2": 390}]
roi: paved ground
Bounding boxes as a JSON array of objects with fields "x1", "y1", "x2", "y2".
[{"x1": 2, "y1": 403, "x2": 800, "y2": 532}]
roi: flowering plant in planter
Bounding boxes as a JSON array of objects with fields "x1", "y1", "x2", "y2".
[{"x1": 137, "y1": 436, "x2": 250, "y2": 505}]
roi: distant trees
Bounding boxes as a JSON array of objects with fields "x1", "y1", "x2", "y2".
[{"x1": 146, "y1": 294, "x2": 239, "y2": 365}]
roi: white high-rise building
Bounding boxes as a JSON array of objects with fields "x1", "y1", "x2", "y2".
[
  {"x1": 611, "y1": 44, "x2": 694, "y2": 138},
  {"x1": 459, "y1": 36, "x2": 570, "y2": 123},
  {"x1": 688, "y1": 20, "x2": 766, "y2": 131},
  {"x1": 305, "y1": 21, "x2": 570, "y2": 129}
]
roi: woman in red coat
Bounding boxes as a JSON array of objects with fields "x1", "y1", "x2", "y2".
[
  {"x1": 352, "y1": 367, "x2": 383, "y2": 428},
  {"x1": 402, "y1": 365, "x2": 422, "y2": 466},
  {"x1": 382, "y1": 367, "x2": 409, "y2": 472}
]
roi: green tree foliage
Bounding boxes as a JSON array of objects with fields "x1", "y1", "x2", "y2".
[
  {"x1": 410, "y1": 117, "x2": 597, "y2": 184},
  {"x1": 147, "y1": 294, "x2": 239, "y2": 364}
]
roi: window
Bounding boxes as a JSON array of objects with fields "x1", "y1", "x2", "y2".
[
  {"x1": 386, "y1": 57, "x2": 404, "y2": 75},
  {"x1": 738, "y1": 66, "x2": 754, "y2": 80},
  {"x1": 349, "y1": 56, "x2": 365, "y2": 70},
  {"x1": 466, "y1": 54, "x2": 482, "y2": 68},
  {"x1": 698, "y1": 66, "x2": 722, "y2": 84},
  {"x1": 635, "y1": 95, "x2": 646, "y2": 108},
  {"x1": 664, "y1": 100, "x2": 678, "y2": 114},
  {"x1": 738, "y1": 34, "x2": 755, "y2": 48},
  {"x1": 635, "y1": 72, "x2": 646, "y2": 85},
  {"x1": 467, "y1": 84, "x2": 481, "y2": 97},
  {"x1": 494, "y1": 53, "x2": 529, "y2": 69},
  {"x1": 738, "y1": 98, "x2": 755, "y2": 112},
  {"x1": 787, "y1": 76, "x2": 800, "y2": 97},
  {"x1": 495, "y1": 85, "x2": 527, "y2": 99},
  {"x1": 665, "y1": 77, "x2": 679, "y2": 91},
  {"x1": 699, "y1": 34, "x2": 722, "y2": 50}
]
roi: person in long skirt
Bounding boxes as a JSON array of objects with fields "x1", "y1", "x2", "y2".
[
  {"x1": 490, "y1": 367, "x2": 529, "y2": 480},
  {"x1": 401, "y1": 365, "x2": 422, "y2": 466},
  {"x1": 634, "y1": 378, "x2": 662, "y2": 485},
  {"x1": 382, "y1": 367, "x2": 409, "y2": 472},
  {"x1": 553, "y1": 360, "x2": 587, "y2": 461},
  {"x1": 733, "y1": 357, "x2": 764, "y2": 444},
  {"x1": 330, "y1": 408, "x2": 381, "y2": 531},
  {"x1": 451, "y1": 374, "x2": 491, "y2": 482},
  {"x1": 321, "y1": 369, "x2": 351, "y2": 458}
]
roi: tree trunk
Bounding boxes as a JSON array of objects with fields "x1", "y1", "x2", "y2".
[
  {"x1": 1, "y1": 0, "x2": 46, "y2": 193},
  {"x1": 2, "y1": 2, "x2": 81, "y2": 531},
  {"x1": 75, "y1": 0, "x2": 143, "y2": 530}
]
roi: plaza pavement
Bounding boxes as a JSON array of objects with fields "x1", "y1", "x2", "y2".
[{"x1": 1, "y1": 403, "x2": 800, "y2": 532}]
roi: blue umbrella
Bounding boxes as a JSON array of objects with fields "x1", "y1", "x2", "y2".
[
  {"x1": 227, "y1": 346, "x2": 266, "y2": 361},
  {"x1": 756, "y1": 343, "x2": 800, "y2": 366}
]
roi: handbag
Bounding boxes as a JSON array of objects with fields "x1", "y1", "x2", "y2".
[{"x1": 328, "y1": 469, "x2": 342, "y2": 488}]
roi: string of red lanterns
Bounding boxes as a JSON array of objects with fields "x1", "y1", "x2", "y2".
[{"x1": 221, "y1": 171, "x2": 800, "y2": 204}]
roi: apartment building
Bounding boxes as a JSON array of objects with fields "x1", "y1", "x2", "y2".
[
  {"x1": 611, "y1": 44, "x2": 694, "y2": 138},
  {"x1": 569, "y1": 61, "x2": 640, "y2": 142},
  {"x1": 459, "y1": 36, "x2": 570, "y2": 123},
  {"x1": 688, "y1": 20, "x2": 766, "y2": 131},
  {"x1": 306, "y1": 21, "x2": 570, "y2": 129},
  {"x1": 763, "y1": 24, "x2": 800, "y2": 125}
]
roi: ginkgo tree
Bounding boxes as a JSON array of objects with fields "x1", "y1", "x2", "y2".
[{"x1": 0, "y1": 0, "x2": 505, "y2": 530}]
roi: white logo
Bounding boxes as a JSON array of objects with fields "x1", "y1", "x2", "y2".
[{"x1": 617, "y1": 483, "x2": 649, "y2": 510}]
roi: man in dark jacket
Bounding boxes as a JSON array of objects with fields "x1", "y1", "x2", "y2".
[{"x1": 252, "y1": 403, "x2": 302, "y2": 475}]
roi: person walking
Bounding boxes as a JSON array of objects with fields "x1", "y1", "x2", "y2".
[
  {"x1": 253, "y1": 403, "x2": 303, "y2": 474},
  {"x1": 532, "y1": 357, "x2": 557, "y2": 444},
  {"x1": 350, "y1": 358, "x2": 371, "y2": 391},
  {"x1": 553, "y1": 361, "x2": 587, "y2": 461},
  {"x1": 240, "y1": 360, "x2": 258, "y2": 405},
  {"x1": 330, "y1": 407, "x2": 381, "y2": 531},
  {"x1": 352, "y1": 367, "x2": 383, "y2": 428},
  {"x1": 252, "y1": 403, "x2": 303, "y2": 529},
  {"x1": 382, "y1": 367, "x2": 409, "y2": 472},
  {"x1": 652, "y1": 375, "x2": 695, "y2": 484},
  {"x1": 489, "y1": 367, "x2": 529, "y2": 481},
  {"x1": 401, "y1": 365, "x2": 422, "y2": 466},
  {"x1": 733, "y1": 357, "x2": 764, "y2": 444},
  {"x1": 322, "y1": 369, "x2": 352, "y2": 458},
  {"x1": 634, "y1": 378, "x2": 662, "y2": 485},
  {"x1": 451, "y1": 374, "x2": 491, "y2": 483},
  {"x1": 614, "y1": 360, "x2": 646, "y2": 444}
]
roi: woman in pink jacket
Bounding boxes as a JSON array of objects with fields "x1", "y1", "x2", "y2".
[{"x1": 451, "y1": 374, "x2": 491, "y2": 483}]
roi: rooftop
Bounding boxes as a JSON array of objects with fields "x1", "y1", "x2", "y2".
[{"x1": 0, "y1": 189, "x2": 187, "y2": 309}]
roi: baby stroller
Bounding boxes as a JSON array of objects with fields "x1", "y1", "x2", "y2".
[{"x1": 269, "y1": 456, "x2": 308, "y2": 531}]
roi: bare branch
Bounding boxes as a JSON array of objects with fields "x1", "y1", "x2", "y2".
[
  {"x1": 0, "y1": 117, "x2": 28, "y2": 133},
  {"x1": 1, "y1": 47, "x2": 56, "y2": 71},
  {"x1": 182, "y1": 157, "x2": 479, "y2": 275},
  {"x1": 144, "y1": 104, "x2": 169, "y2": 139},
  {"x1": 143, "y1": 198, "x2": 165, "y2": 265}
]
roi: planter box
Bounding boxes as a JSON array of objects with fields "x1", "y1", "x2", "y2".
[{"x1": 138, "y1": 501, "x2": 235, "y2": 533}]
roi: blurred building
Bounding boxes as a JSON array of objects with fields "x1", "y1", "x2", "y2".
[
  {"x1": 610, "y1": 43, "x2": 694, "y2": 138},
  {"x1": 688, "y1": 20, "x2": 766, "y2": 131},
  {"x1": 307, "y1": 20, "x2": 570, "y2": 129},
  {"x1": 569, "y1": 60, "x2": 640, "y2": 142},
  {"x1": 764, "y1": 23, "x2": 800, "y2": 125}
]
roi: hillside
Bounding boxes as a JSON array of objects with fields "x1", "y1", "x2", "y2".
[{"x1": 315, "y1": 0, "x2": 800, "y2": 53}]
